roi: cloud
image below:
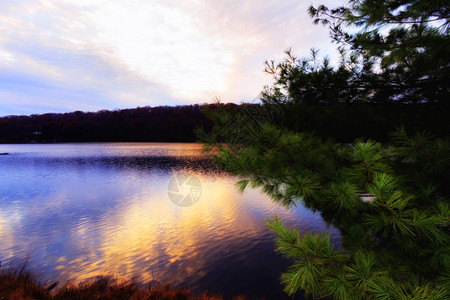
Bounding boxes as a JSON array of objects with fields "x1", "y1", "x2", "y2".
[{"x1": 0, "y1": 0, "x2": 342, "y2": 116}]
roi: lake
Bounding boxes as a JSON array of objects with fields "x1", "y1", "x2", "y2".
[{"x1": 0, "y1": 143, "x2": 341, "y2": 299}]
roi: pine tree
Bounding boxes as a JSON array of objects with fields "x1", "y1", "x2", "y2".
[
  {"x1": 197, "y1": 1, "x2": 450, "y2": 298},
  {"x1": 199, "y1": 106, "x2": 450, "y2": 299},
  {"x1": 262, "y1": 0, "x2": 449, "y2": 105}
]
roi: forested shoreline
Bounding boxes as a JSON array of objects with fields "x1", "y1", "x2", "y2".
[
  {"x1": 0, "y1": 105, "x2": 210, "y2": 143},
  {"x1": 1, "y1": 102, "x2": 449, "y2": 143}
]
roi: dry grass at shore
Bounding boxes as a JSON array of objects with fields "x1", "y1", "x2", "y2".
[{"x1": 0, "y1": 265, "x2": 248, "y2": 300}]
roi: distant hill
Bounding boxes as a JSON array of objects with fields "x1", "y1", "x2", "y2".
[
  {"x1": 0, "y1": 104, "x2": 216, "y2": 143},
  {"x1": 1, "y1": 103, "x2": 448, "y2": 143}
]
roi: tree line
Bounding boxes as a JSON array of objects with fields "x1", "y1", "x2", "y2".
[
  {"x1": 0, "y1": 105, "x2": 212, "y2": 143},
  {"x1": 1, "y1": 102, "x2": 449, "y2": 143}
]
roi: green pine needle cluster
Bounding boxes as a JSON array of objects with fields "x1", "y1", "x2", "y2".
[
  {"x1": 199, "y1": 116, "x2": 450, "y2": 299},
  {"x1": 197, "y1": 0, "x2": 449, "y2": 298}
]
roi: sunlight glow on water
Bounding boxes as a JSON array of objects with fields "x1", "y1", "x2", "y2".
[{"x1": 0, "y1": 143, "x2": 340, "y2": 298}]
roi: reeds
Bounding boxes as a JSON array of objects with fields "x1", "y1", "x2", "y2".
[{"x1": 0, "y1": 263, "x2": 239, "y2": 299}]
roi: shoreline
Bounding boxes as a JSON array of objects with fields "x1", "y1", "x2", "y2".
[{"x1": 0, "y1": 267, "x2": 252, "y2": 300}]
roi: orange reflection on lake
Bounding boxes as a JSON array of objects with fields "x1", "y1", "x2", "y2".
[{"x1": 0, "y1": 143, "x2": 340, "y2": 298}]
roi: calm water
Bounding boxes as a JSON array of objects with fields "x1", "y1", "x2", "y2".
[{"x1": 0, "y1": 143, "x2": 341, "y2": 299}]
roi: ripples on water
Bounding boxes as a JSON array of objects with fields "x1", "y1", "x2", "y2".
[{"x1": 0, "y1": 143, "x2": 341, "y2": 299}]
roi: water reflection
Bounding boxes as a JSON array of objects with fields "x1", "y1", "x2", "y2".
[{"x1": 0, "y1": 143, "x2": 340, "y2": 299}]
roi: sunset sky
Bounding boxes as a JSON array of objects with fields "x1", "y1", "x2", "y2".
[{"x1": 0, "y1": 0, "x2": 342, "y2": 116}]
